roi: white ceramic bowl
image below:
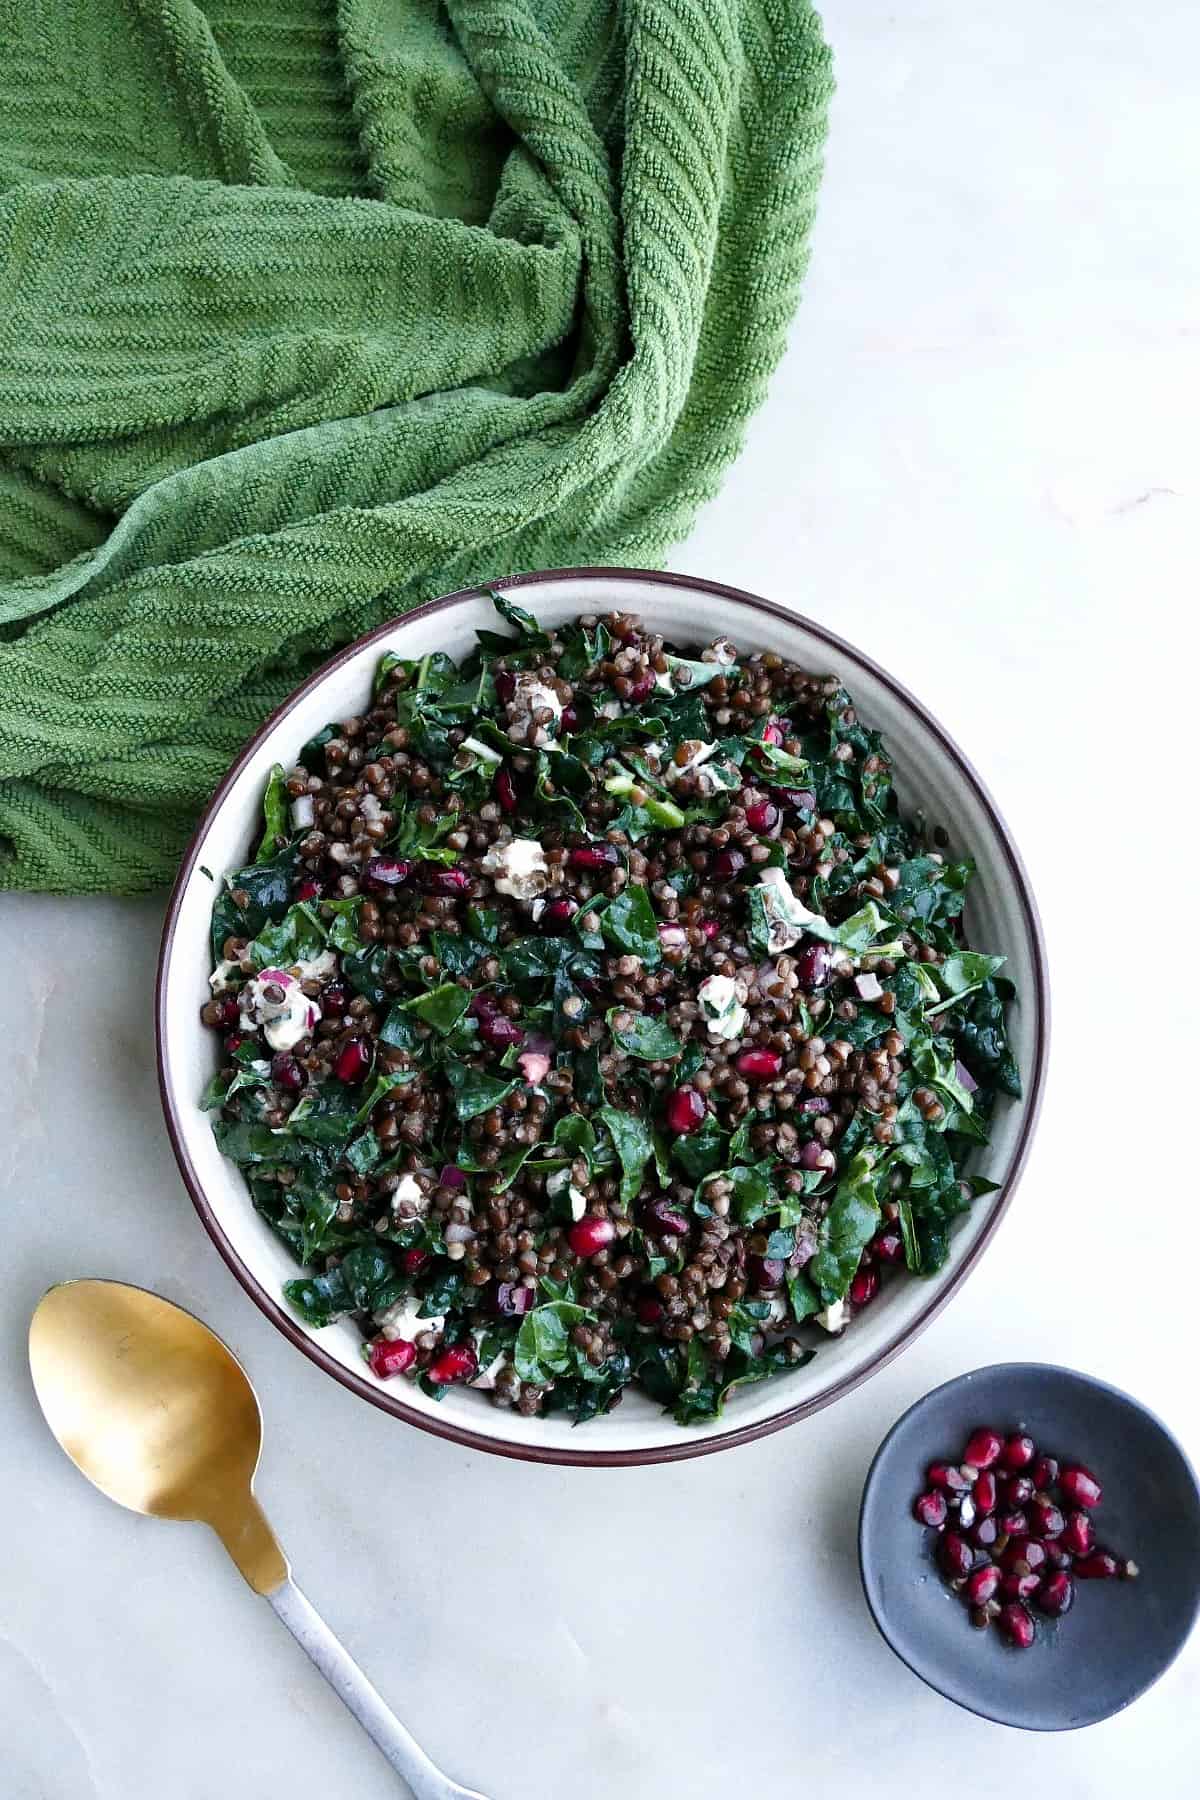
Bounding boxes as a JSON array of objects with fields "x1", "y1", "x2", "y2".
[{"x1": 157, "y1": 569, "x2": 1048, "y2": 1465}]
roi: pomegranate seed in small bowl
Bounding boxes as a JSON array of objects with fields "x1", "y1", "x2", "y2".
[{"x1": 859, "y1": 1364, "x2": 1200, "y2": 1728}]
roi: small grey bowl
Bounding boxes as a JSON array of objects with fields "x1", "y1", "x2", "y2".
[{"x1": 859, "y1": 1363, "x2": 1200, "y2": 1730}]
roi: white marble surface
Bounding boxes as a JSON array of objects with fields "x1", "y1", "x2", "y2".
[{"x1": 3, "y1": 3, "x2": 1198, "y2": 1794}]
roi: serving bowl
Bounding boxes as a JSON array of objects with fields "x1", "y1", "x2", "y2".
[{"x1": 157, "y1": 568, "x2": 1048, "y2": 1465}]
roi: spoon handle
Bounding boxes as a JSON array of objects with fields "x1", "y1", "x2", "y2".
[{"x1": 267, "y1": 1578, "x2": 488, "y2": 1800}]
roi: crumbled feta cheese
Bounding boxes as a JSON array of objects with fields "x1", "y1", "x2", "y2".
[
  {"x1": 375, "y1": 1295, "x2": 444, "y2": 1342},
  {"x1": 390, "y1": 1173, "x2": 427, "y2": 1215},
  {"x1": 756, "y1": 866, "x2": 823, "y2": 954},
  {"x1": 697, "y1": 972, "x2": 747, "y2": 1041},
  {"x1": 762, "y1": 1294, "x2": 790, "y2": 1330},
  {"x1": 546, "y1": 1166, "x2": 589, "y2": 1219},
  {"x1": 710, "y1": 638, "x2": 738, "y2": 666},
  {"x1": 209, "y1": 958, "x2": 240, "y2": 993},
  {"x1": 508, "y1": 672, "x2": 563, "y2": 746},
  {"x1": 469, "y1": 1333, "x2": 509, "y2": 1391},
  {"x1": 596, "y1": 697, "x2": 624, "y2": 719},
  {"x1": 663, "y1": 740, "x2": 717, "y2": 785},
  {"x1": 238, "y1": 968, "x2": 319, "y2": 1052},
  {"x1": 696, "y1": 758, "x2": 741, "y2": 796},
  {"x1": 816, "y1": 1299, "x2": 846, "y2": 1334},
  {"x1": 290, "y1": 793, "x2": 315, "y2": 830},
  {"x1": 653, "y1": 668, "x2": 674, "y2": 693},
  {"x1": 294, "y1": 948, "x2": 338, "y2": 984},
  {"x1": 481, "y1": 836, "x2": 549, "y2": 900}
]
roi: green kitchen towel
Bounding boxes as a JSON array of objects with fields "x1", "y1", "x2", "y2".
[{"x1": 0, "y1": 0, "x2": 832, "y2": 894}]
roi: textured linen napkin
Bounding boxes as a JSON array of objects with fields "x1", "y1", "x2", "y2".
[{"x1": 0, "y1": 0, "x2": 832, "y2": 892}]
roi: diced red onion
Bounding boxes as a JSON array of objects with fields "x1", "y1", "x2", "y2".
[
  {"x1": 443, "y1": 1221, "x2": 476, "y2": 1246},
  {"x1": 518, "y1": 1051, "x2": 551, "y2": 1085},
  {"x1": 438, "y1": 1164, "x2": 466, "y2": 1189},
  {"x1": 955, "y1": 1058, "x2": 978, "y2": 1094},
  {"x1": 854, "y1": 972, "x2": 884, "y2": 1002}
]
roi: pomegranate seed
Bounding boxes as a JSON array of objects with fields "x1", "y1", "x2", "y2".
[
  {"x1": 745, "y1": 800, "x2": 779, "y2": 833},
  {"x1": 938, "y1": 1533, "x2": 974, "y2": 1579},
  {"x1": 1004, "y1": 1474, "x2": 1035, "y2": 1506},
  {"x1": 364, "y1": 855, "x2": 414, "y2": 891},
  {"x1": 627, "y1": 671, "x2": 655, "y2": 702},
  {"x1": 427, "y1": 1344, "x2": 477, "y2": 1385},
  {"x1": 559, "y1": 704, "x2": 579, "y2": 734},
  {"x1": 666, "y1": 1087, "x2": 707, "y2": 1134},
  {"x1": 321, "y1": 984, "x2": 347, "y2": 1018},
  {"x1": 1059, "y1": 1465, "x2": 1103, "y2": 1509},
  {"x1": 1044, "y1": 1543, "x2": 1074, "y2": 1570},
  {"x1": 635, "y1": 1293, "x2": 665, "y2": 1326},
  {"x1": 271, "y1": 1052, "x2": 304, "y2": 1091},
  {"x1": 1002, "y1": 1537, "x2": 1049, "y2": 1575},
  {"x1": 872, "y1": 1229, "x2": 904, "y2": 1265},
  {"x1": 216, "y1": 996, "x2": 240, "y2": 1027},
  {"x1": 369, "y1": 1338, "x2": 416, "y2": 1379},
  {"x1": 479, "y1": 1013, "x2": 524, "y2": 1051},
  {"x1": 1059, "y1": 1511, "x2": 1094, "y2": 1557},
  {"x1": 996, "y1": 1603, "x2": 1035, "y2": 1649},
  {"x1": 1032, "y1": 1455, "x2": 1059, "y2": 1490},
  {"x1": 224, "y1": 1033, "x2": 244, "y2": 1053},
  {"x1": 969, "y1": 1515, "x2": 1000, "y2": 1551},
  {"x1": 962, "y1": 1428, "x2": 1004, "y2": 1470},
  {"x1": 794, "y1": 941, "x2": 832, "y2": 990},
  {"x1": 928, "y1": 1462, "x2": 973, "y2": 1494},
  {"x1": 641, "y1": 1198, "x2": 690, "y2": 1238},
  {"x1": 711, "y1": 848, "x2": 746, "y2": 879},
  {"x1": 494, "y1": 1282, "x2": 536, "y2": 1317},
  {"x1": 1029, "y1": 1499, "x2": 1065, "y2": 1539},
  {"x1": 913, "y1": 1490, "x2": 948, "y2": 1529},
  {"x1": 569, "y1": 1216, "x2": 616, "y2": 1258},
  {"x1": 747, "y1": 1255, "x2": 786, "y2": 1291},
  {"x1": 494, "y1": 766, "x2": 518, "y2": 813},
  {"x1": 999, "y1": 1511, "x2": 1029, "y2": 1538},
  {"x1": 736, "y1": 1048, "x2": 783, "y2": 1079},
  {"x1": 849, "y1": 1267, "x2": 879, "y2": 1307},
  {"x1": 772, "y1": 786, "x2": 817, "y2": 813},
  {"x1": 1002, "y1": 1433, "x2": 1036, "y2": 1470},
  {"x1": 1074, "y1": 1550, "x2": 1121, "y2": 1580},
  {"x1": 494, "y1": 669, "x2": 516, "y2": 704},
  {"x1": 973, "y1": 1471, "x2": 998, "y2": 1514},
  {"x1": 293, "y1": 876, "x2": 324, "y2": 901},
  {"x1": 400, "y1": 1248, "x2": 429, "y2": 1275},
  {"x1": 422, "y1": 866, "x2": 470, "y2": 894},
  {"x1": 1035, "y1": 1572, "x2": 1075, "y2": 1616},
  {"x1": 569, "y1": 843, "x2": 620, "y2": 870},
  {"x1": 334, "y1": 1037, "x2": 372, "y2": 1083},
  {"x1": 964, "y1": 1564, "x2": 1001, "y2": 1606},
  {"x1": 760, "y1": 720, "x2": 785, "y2": 746},
  {"x1": 541, "y1": 896, "x2": 578, "y2": 931},
  {"x1": 1000, "y1": 1571, "x2": 1042, "y2": 1602}
]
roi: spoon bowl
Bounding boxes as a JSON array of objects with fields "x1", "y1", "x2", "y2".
[{"x1": 29, "y1": 1279, "x2": 286, "y2": 1590}]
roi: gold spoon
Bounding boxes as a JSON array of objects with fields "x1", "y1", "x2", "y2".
[{"x1": 29, "y1": 1279, "x2": 488, "y2": 1800}]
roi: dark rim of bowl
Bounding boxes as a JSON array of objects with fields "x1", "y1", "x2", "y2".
[
  {"x1": 857, "y1": 1362, "x2": 1200, "y2": 1729},
  {"x1": 156, "y1": 568, "x2": 1050, "y2": 1467}
]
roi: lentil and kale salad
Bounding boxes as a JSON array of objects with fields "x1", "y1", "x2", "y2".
[{"x1": 202, "y1": 595, "x2": 1019, "y2": 1427}]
